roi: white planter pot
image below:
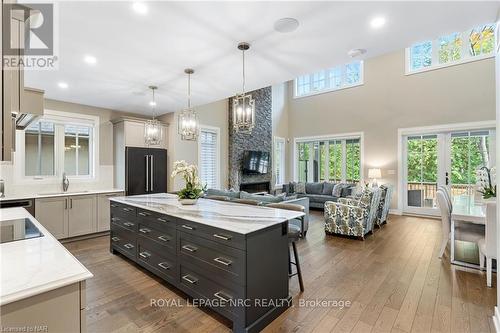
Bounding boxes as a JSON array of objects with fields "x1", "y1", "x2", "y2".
[{"x1": 179, "y1": 198, "x2": 198, "y2": 205}]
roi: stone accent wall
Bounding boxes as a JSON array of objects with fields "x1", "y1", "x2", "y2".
[{"x1": 228, "y1": 86, "x2": 272, "y2": 190}]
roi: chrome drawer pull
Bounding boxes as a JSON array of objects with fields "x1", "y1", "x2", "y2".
[
  {"x1": 158, "y1": 262, "x2": 171, "y2": 270},
  {"x1": 123, "y1": 222, "x2": 134, "y2": 227},
  {"x1": 111, "y1": 204, "x2": 118, "y2": 207},
  {"x1": 157, "y1": 218, "x2": 167, "y2": 223},
  {"x1": 157, "y1": 235, "x2": 170, "y2": 242},
  {"x1": 138, "y1": 212, "x2": 150, "y2": 217},
  {"x1": 139, "y1": 228, "x2": 151, "y2": 234},
  {"x1": 182, "y1": 275, "x2": 198, "y2": 284},
  {"x1": 111, "y1": 236, "x2": 120, "y2": 242},
  {"x1": 123, "y1": 243, "x2": 134, "y2": 249},
  {"x1": 213, "y1": 233, "x2": 231, "y2": 241},
  {"x1": 139, "y1": 251, "x2": 151, "y2": 259},
  {"x1": 111, "y1": 217, "x2": 120, "y2": 222},
  {"x1": 123, "y1": 207, "x2": 134, "y2": 212},
  {"x1": 213, "y1": 257, "x2": 232, "y2": 266},
  {"x1": 182, "y1": 245, "x2": 198, "y2": 252},
  {"x1": 214, "y1": 291, "x2": 233, "y2": 303},
  {"x1": 182, "y1": 224, "x2": 194, "y2": 230}
]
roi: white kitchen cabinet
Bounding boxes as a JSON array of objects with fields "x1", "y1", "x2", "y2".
[
  {"x1": 68, "y1": 195, "x2": 96, "y2": 237},
  {"x1": 35, "y1": 197, "x2": 69, "y2": 239},
  {"x1": 97, "y1": 191, "x2": 124, "y2": 232}
]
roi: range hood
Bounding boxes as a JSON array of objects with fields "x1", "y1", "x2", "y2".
[{"x1": 15, "y1": 87, "x2": 44, "y2": 130}]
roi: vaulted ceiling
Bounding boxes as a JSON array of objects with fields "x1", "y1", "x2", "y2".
[{"x1": 24, "y1": 1, "x2": 499, "y2": 115}]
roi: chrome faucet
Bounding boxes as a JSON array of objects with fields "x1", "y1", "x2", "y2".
[
  {"x1": 62, "y1": 173, "x2": 69, "y2": 192},
  {"x1": 0, "y1": 179, "x2": 4, "y2": 198}
]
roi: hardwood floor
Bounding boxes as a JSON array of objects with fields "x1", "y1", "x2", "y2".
[{"x1": 64, "y1": 211, "x2": 497, "y2": 333}]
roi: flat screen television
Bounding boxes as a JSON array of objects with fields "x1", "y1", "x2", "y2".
[{"x1": 242, "y1": 150, "x2": 270, "y2": 174}]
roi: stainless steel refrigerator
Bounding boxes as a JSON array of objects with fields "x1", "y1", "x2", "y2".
[{"x1": 125, "y1": 147, "x2": 167, "y2": 195}]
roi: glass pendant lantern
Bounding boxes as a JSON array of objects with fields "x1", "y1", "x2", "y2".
[
  {"x1": 144, "y1": 85, "x2": 163, "y2": 146},
  {"x1": 178, "y1": 68, "x2": 199, "y2": 141},
  {"x1": 233, "y1": 42, "x2": 255, "y2": 133}
]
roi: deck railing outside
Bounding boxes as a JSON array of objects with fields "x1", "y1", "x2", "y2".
[{"x1": 407, "y1": 182, "x2": 476, "y2": 207}]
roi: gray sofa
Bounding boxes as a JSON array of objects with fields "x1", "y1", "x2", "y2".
[
  {"x1": 283, "y1": 182, "x2": 355, "y2": 209},
  {"x1": 204, "y1": 189, "x2": 310, "y2": 235}
]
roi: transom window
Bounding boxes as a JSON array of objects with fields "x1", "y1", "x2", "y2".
[
  {"x1": 407, "y1": 23, "x2": 496, "y2": 74},
  {"x1": 20, "y1": 111, "x2": 97, "y2": 180},
  {"x1": 296, "y1": 136, "x2": 362, "y2": 183},
  {"x1": 294, "y1": 61, "x2": 364, "y2": 98}
]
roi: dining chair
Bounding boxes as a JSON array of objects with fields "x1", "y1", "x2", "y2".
[
  {"x1": 436, "y1": 190, "x2": 484, "y2": 259},
  {"x1": 478, "y1": 201, "x2": 497, "y2": 287}
]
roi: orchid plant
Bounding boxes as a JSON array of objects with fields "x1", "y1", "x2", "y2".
[
  {"x1": 476, "y1": 166, "x2": 496, "y2": 199},
  {"x1": 171, "y1": 160, "x2": 206, "y2": 200}
]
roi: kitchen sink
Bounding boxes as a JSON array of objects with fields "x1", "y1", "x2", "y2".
[{"x1": 37, "y1": 190, "x2": 90, "y2": 196}]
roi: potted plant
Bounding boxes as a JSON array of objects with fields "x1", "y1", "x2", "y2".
[
  {"x1": 476, "y1": 166, "x2": 496, "y2": 200},
  {"x1": 171, "y1": 160, "x2": 206, "y2": 205}
]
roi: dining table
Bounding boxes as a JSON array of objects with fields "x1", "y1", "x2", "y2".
[{"x1": 450, "y1": 195, "x2": 486, "y2": 269}]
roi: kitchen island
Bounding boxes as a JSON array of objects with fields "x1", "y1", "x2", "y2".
[
  {"x1": 109, "y1": 193, "x2": 304, "y2": 333},
  {"x1": 0, "y1": 207, "x2": 93, "y2": 332}
]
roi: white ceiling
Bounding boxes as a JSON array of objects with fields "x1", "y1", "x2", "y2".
[{"x1": 24, "y1": 1, "x2": 500, "y2": 116}]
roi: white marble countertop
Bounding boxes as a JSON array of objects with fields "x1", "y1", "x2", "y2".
[
  {"x1": 0, "y1": 188, "x2": 124, "y2": 202},
  {"x1": 110, "y1": 193, "x2": 305, "y2": 235},
  {"x1": 0, "y1": 208, "x2": 93, "y2": 306}
]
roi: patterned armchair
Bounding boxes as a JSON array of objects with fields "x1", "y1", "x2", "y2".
[
  {"x1": 324, "y1": 187, "x2": 382, "y2": 239},
  {"x1": 376, "y1": 184, "x2": 393, "y2": 227}
]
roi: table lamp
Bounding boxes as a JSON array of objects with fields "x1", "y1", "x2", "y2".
[{"x1": 368, "y1": 168, "x2": 382, "y2": 187}]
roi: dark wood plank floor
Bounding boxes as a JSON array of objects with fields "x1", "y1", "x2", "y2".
[{"x1": 64, "y1": 211, "x2": 497, "y2": 333}]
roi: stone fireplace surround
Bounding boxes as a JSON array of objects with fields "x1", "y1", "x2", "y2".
[{"x1": 228, "y1": 86, "x2": 272, "y2": 191}]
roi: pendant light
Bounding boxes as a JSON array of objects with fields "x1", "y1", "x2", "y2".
[
  {"x1": 144, "y1": 85, "x2": 163, "y2": 146},
  {"x1": 232, "y1": 42, "x2": 255, "y2": 133},
  {"x1": 178, "y1": 68, "x2": 199, "y2": 141}
]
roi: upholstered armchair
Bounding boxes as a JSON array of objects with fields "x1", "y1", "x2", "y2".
[
  {"x1": 324, "y1": 188, "x2": 382, "y2": 239},
  {"x1": 376, "y1": 184, "x2": 394, "y2": 227}
]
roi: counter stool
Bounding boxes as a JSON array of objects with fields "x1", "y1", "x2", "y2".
[
  {"x1": 288, "y1": 224, "x2": 304, "y2": 292},
  {"x1": 266, "y1": 203, "x2": 306, "y2": 237}
]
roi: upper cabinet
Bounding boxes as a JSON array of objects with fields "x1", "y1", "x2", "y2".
[
  {"x1": 1, "y1": 3, "x2": 45, "y2": 161},
  {"x1": 113, "y1": 118, "x2": 168, "y2": 150}
]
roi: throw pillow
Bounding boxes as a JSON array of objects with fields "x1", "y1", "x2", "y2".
[
  {"x1": 332, "y1": 183, "x2": 343, "y2": 197},
  {"x1": 285, "y1": 194, "x2": 298, "y2": 200},
  {"x1": 322, "y1": 182, "x2": 335, "y2": 195},
  {"x1": 306, "y1": 182, "x2": 324, "y2": 194},
  {"x1": 288, "y1": 181, "x2": 296, "y2": 194},
  {"x1": 295, "y1": 182, "x2": 306, "y2": 194},
  {"x1": 354, "y1": 181, "x2": 365, "y2": 196},
  {"x1": 241, "y1": 191, "x2": 284, "y2": 203}
]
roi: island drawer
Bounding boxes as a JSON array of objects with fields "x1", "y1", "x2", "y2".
[
  {"x1": 137, "y1": 238, "x2": 177, "y2": 284},
  {"x1": 137, "y1": 209, "x2": 177, "y2": 229},
  {"x1": 176, "y1": 219, "x2": 246, "y2": 251},
  {"x1": 111, "y1": 228, "x2": 136, "y2": 259},
  {"x1": 137, "y1": 221, "x2": 176, "y2": 253},
  {"x1": 111, "y1": 203, "x2": 136, "y2": 219},
  {"x1": 179, "y1": 231, "x2": 245, "y2": 286},
  {"x1": 111, "y1": 215, "x2": 137, "y2": 233},
  {"x1": 179, "y1": 264, "x2": 244, "y2": 318}
]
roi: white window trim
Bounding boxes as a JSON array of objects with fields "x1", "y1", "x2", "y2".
[
  {"x1": 293, "y1": 132, "x2": 364, "y2": 183},
  {"x1": 14, "y1": 109, "x2": 100, "y2": 185},
  {"x1": 405, "y1": 24, "x2": 497, "y2": 75},
  {"x1": 274, "y1": 136, "x2": 286, "y2": 187},
  {"x1": 293, "y1": 61, "x2": 364, "y2": 99},
  {"x1": 198, "y1": 125, "x2": 221, "y2": 190}
]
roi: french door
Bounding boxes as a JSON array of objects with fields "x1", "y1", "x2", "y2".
[{"x1": 403, "y1": 128, "x2": 495, "y2": 216}]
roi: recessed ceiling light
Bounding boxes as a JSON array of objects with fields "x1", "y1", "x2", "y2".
[
  {"x1": 83, "y1": 55, "x2": 97, "y2": 65},
  {"x1": 348, "y1": 48, "x2": 367, "y2": 58},
  {"x1": 132, "y1": 2, "x2": 148, "y2": 15},
  {"x1": 274, "y1": 17, "x2": 300, "y2": 33},
  {"x1": 58, "y1": 82, "x2": 68, "y2": 89},
  {"x1": 370, "y1": 16, "x2": 386, "y2": 29}
]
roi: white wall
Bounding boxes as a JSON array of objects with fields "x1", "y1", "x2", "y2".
[
  {"x1": 160, "y1": 99, "x2": 229, "y2": 192},
  {"x1": 286, "y1": 49, "x2": 496, "y2": 210}
]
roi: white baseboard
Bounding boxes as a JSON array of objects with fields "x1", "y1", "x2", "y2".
[
  {"x1": 389, "y1": 209, "x2": 402, "y2": 215},
  {"x1": 493, "y1": 307, "x2": 500, "y2": 333}
]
